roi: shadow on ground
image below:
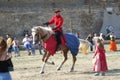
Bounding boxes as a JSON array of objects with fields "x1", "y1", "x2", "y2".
[{"x1": 80, "y1": 69, "x2": 120, "y2": 76}]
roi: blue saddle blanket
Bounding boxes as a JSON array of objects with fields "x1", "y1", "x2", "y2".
[{"x1": 65, "y1": 33, "x2": 80, "y2": 55}]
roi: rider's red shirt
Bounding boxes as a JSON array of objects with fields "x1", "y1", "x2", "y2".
[{"x1": 48, "y1": 15, "x2": 63, "y2": 32}]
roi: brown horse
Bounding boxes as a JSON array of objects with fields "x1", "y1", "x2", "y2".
[{"x1": 31, "y1": 26, "x2": 90, "y2": 74}]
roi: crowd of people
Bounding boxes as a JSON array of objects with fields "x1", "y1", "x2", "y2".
[
  {"x1": 86, "y1": 32, "x2": 117, "y2": 52},
  {"x1": 5, "y1": 34, "x2": 45, "y2": 58}
]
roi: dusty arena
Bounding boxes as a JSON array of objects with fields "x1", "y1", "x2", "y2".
[{"x1": 10, "y1": 43, "x2": 120, "y2": 80}]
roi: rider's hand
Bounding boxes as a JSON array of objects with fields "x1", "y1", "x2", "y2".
[
  {"x1": 43, "y1": 22, "x2": 48, "y2": 26},
  {"x1": 52, "y1": 27, "x2": 57, "y2": 30}
]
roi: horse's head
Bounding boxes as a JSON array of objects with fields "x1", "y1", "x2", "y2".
[
  {"x1": 31, "y1": 26, "x2": 53, "y2": 44},
  {"x1": 31, "y1": 26, "x2": 40, "y2": 44}
]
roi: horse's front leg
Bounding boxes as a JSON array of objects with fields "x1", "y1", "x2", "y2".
[
  {"x1": 57, "y1": 49, "x2": 68, "y2": 71},
  {"x1": 70, "y1": 54, "x2": 76, "y2": 72},
  {"x1": 42, "y1": 51, "x2": 47, "y2": 62},
  {"x1": 40, "y1": 53, "x2": 50, "y2": 74},
  {"x1": 42, "y1": 51, "x2": 55, "y2": 65}
]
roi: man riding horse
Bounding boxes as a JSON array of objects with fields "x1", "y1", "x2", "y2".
[{"x1": 43, "y1": 9, "x2": 64, "y2": 51}]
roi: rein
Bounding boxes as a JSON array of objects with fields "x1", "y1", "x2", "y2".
[
  {"x1": 38, "y1": 27, "x2": 50, "y2": 40},
  {"x1": 41, "y1": 33, "x2": 48, "y2": 39}
]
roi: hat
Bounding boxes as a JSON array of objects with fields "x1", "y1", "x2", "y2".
[{"x1": 54, "y1": 10, "x2": 61, "y2": 13}]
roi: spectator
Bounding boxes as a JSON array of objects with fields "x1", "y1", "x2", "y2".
[
  {"x1": 22, "y1": 34, "x2": 32, "y2": 55},
  {"x1": 109, "y1": 32, "x2": 117, "y2": 51},
  {"x1": 93, "y1": 33, "x2": 99, "y2": 50},
  {"x1": 93, "y1": 38, "x2": 108, "y2": 76},
  {"x1": 12, "y1": 37, "x2": 20, "y2": 57},
  {"x1": 37, "y1": 41, "x2": 46, "y2": 55},
  {"x1": 29, "y1": 35, "x2": 36, "y2": 55},
  {"x1": 93, "y1": 33, "x2": 99, "y2": 44},
  {"x1": 6, "y1": 34, "x2": 13, "y2": 56},
  {"x1": 99, "y1": 33, "x2": 105, "y2": 42},
  {"x1": 0, "y1": 37, "x2": 14, "y2": 80},
  {"x1": 86, "y1": 33, "x2": 94, "y2": 51}
]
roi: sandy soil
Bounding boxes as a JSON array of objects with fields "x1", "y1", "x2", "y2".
[{"x1": 10, "y1": 44, "x2": 120, "y2": 80}]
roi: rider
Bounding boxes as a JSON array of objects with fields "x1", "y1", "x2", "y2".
[{"x1": 43, "y1": 9, "x2": 64, "y2": 51}]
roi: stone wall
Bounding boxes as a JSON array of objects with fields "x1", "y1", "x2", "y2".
[{"x1": 0, "y1": 0, "x2": 104, "y2": 42}]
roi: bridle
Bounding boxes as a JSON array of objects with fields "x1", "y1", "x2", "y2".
[{"x1": 34, "y1": 27, "x2": 50, "y2": 42}]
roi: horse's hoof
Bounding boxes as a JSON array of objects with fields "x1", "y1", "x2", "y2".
[
  {"x1": 40, "y1": 71, "x2": 44, "y2": 74},
  {"x1": 57, "y1": 68, "x2": 61, "y2": 71},
  {"x1": 52, "y1": 61, "x2": 55, "y2": 65},
  {"x1": 70, "y1": 69, "x2": 74, "y2": 72},
  {"x1": 70, "y1": 70, "x2": 74, "y2": 72}
]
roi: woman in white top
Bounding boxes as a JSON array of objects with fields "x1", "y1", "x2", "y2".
[{"x1": 22, "y1": 34, "x2": 32, "y2": 55}]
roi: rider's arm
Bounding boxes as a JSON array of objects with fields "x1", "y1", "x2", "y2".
[
  {"x1": 43, "y1": 16, "x2": 54, "y2": 26},
  {"x1": 48, "y1": 16, "x2": 55, "y2": 25}
]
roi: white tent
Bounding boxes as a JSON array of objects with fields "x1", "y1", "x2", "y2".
[{"x1": 100, "y1": 11, "x2": 120, "y2": 38}]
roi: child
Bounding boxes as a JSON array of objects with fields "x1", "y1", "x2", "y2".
[
  {"x1": 12, "y1": 37, "x2": 20, "y2": 57},
  {"x1": 93, "y1": 38, "x2": 108, "y2": 76},
  {"x1": 0, "y1": 37, "x2": 14, "y2": 80}
]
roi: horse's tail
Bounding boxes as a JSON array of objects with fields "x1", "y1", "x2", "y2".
[{"x1": 79, "y1": 39, "x2": 90, "y2": 55}]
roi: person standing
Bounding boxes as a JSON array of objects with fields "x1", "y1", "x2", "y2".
[
  {"x1": 43, "y1": 9, "x2": 64, "y2": 50},
  {"x1": 93, "y1": 38, "x2": 108, "y2": 76},
  {"x1": 29, "y1": 35, "x2": 36, "y2": 55},
  {"x1": 86, "y1": 33, "x2": 94, "y2": 51},
  {"x1": 99, "y1": 33, "x2": 105, "y2": 42},
  {"x1": 37, "y1": 41, "x2": 46, "y2": 55},
  {"x1": 109, "y1": 32, "x2": 117, "y2": 51},
  {"x1": 12, "y1": 37, "x2": 20, "y2": 57},
  {"x1": 22, "y1": 34, "x2": 32, "y2": 55},
  {"x1": 92, "y1": 33, "x2": 99, "y2": 51},
  {"x1": 6, "y1": 34, "x2": 13, "y2": 56},
  {"x1": 0, "y1": 37, "x2": 14, "y2": 80}
]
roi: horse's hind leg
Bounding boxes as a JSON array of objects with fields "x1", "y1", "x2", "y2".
[
  {"x1": 57, "y1": 48, "x2": 69, "y2": 71},
  {"x1": 70, "y1": 54, "x2": 77, "y2": 72}
]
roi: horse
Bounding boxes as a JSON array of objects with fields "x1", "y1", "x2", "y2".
[{"x1": 31, "y1": 26, "x2": 90, "y2": 74}]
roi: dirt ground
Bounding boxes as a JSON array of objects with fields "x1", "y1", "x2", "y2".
[{"x1": 10, "y1": 44, "x2": 120, "y2": 80}]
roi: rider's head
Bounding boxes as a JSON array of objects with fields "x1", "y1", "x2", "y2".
[{"x1": 54, "y1": 9, "x2": 61, "y2": 16}]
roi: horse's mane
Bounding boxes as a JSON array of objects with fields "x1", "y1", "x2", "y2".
[
  {"x1": 40, "y1": 26, "x2": 52, "y2": 31},
  {"x1": 32, "y1": 26, "x2": 53, "y2": 34}
]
